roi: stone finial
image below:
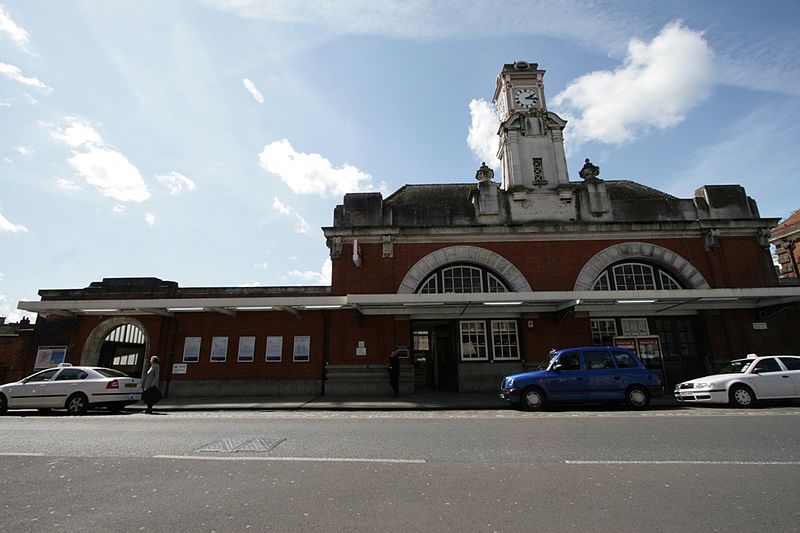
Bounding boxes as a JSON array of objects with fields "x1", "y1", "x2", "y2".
[
  {"x1": 578, "y1": 158, "x2": 600, "y2": 181},
  {"x1": 475, "y1": 162, "x2": 494, "y2": 182}
]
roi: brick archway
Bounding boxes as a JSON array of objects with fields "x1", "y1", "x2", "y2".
[
  {"x1": 397, "y1": 245, "x2": 532, "y2": 294},
  {"x1": 573, "y1": 242, "x2": 710, "y2": 290},
  {"x1": 81, "y1": 317, "x2": 151, "y2": 379}
]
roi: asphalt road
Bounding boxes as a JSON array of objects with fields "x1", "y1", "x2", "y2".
[{"x1": 2, "y1": 406, "x2": 800, "y2": 532}]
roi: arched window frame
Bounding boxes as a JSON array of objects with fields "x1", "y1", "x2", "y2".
[
  {"x1": 591, "y1": 261, "x2": 685, "y2": 291},
  {"x1": 414, "y1": 263, "x2": 511, "y2": 294}
]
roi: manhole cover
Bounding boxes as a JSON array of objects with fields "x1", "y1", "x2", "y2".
[{"x1": 195, "y1": 438, "x2": 285, "y2": 453}]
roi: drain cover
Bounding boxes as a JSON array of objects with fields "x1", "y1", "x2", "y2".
[{"x1": 195, "y1": 438, "x2": 285, "y2": 453}]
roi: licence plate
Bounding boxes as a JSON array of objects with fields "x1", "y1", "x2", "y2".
[{"x1": 125, "y1": 383, "x2": 137, "y2": 388}]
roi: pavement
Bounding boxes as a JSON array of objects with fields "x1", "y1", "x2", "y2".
[{"x1": 130, "y1": 391, "x2": 680, "y2": 412}]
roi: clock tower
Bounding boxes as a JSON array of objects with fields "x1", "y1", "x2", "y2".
[{"x1": 493, "y1": 61, "x2": 575, "y2": 222}]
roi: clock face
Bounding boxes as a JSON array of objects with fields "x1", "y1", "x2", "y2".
[{"x1": 514, "y1": 88, "x2": 539, "y2": 108}]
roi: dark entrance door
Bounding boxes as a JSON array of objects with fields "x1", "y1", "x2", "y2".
[{"x1": 411, "y1": 321, "x2": 458, "y2": 391}]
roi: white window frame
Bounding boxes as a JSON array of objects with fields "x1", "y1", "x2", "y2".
[
  {"x1": 592, "y1": 271, "x2": 610, "y2": 291},
  {"x1": 490, "y1": 320, "x2": 520, "y2": 360},
  {"x1": 442, "y1": 266, "x2": 483, "y2": 293},
  {"x1": 210, "y1": 336, "x2": 229, "y2": 363},
  {"x1": 487, "y1": 272, "x2": 508, "y2": 293},
  {"x1": 659, "y1": 271, "x2": 681, "y2": 290},
  {"x1": 293, "y1": 336, "x2": 311, "y2": 362},
  {"x1": 418, "y1": 274, "x2": 437, "y2": 294},
  {"x1": 266, "y1": 336, "x2": 283, "y2": 362},
  {"x1": 621, "y1": 318, "x2": 650, "y2": 336},
  {"x1": 237, "y1": 336, "x2": 256, "y2": 363},
  {"x1": 591, "y1": 318, "x2": 618, "y2": 345},
  {"x1": 612, "y1": 263, "x2": 656, "y2": 290},
  {"x1": 459, "y1": 321, "x2": 488, "y2": 361},
  {"x1": 182, "y1": 337, "x2": 201, "y2": 363}
]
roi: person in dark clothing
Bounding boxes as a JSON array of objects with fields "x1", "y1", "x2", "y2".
[
  {"x1": 142, "y1": 355, "x2": 162, "y2": 414},
  {"x1": 388, "y1": 350, "x2": 400, "y2": 397}
]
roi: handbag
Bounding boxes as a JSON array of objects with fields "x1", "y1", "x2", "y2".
[{"x1": 142, "y1": 386, "x2": 163, "y2": 405}]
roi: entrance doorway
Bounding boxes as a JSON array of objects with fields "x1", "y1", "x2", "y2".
[
  {"x1": 98, "y1": 324, "x2": 146, "y2": 378},
  {"x1": 411, "y1": 321, "x2": 458, "y2": 391}
]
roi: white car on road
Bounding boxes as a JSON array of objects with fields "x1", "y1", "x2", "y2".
[
  {"x1": 674, "y1": 354, "x2": 800, "y2": 407},
  {"x1": 0, "y1": 364, "x2": 142, "y2": 415}
]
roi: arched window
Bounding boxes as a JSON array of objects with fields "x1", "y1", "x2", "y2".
[
  {"x1": 591, "y1": 261, "x2": 683, "y2": 290},
  {"x1": 414, "y1": 264, "x2": 511, "y2": 294}
]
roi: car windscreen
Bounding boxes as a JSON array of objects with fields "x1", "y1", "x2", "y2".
[
  {"x1": 94, "y1": 368, "x2": 131, "y2": 378},
  {"x1": 714, "y1": 359, "x2": 752, "y2": 374},
  {"x1": 538, "y1": 350, "x2": 560, "y2": 370}
]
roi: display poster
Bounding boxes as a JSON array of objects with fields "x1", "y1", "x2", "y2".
[
  {"x1": 183, "y1": 337, "x2": 201, "y2": 362},
  {"x1": 356, "y1": 341, "x2": 366, "y2": 357},
  {"x1": 34, "y1": 346, "x2": 67, "y2": 369},
  {"x1": 293, "y1": 336, "x2": 310, "y2": 362},
  {"x1": 210, "y1": 336, "x2": 229, "y2": 362},
  {"x1": 238, "y1": 336, "x2": 255, "y2": 362},
  {"x1": 172, "y1": 363, "x2": 187, "y2": 375},
  {"x1": 266, "y1": 336, "x2": 283, "y2": 362},
  {"x1": 613, "y1": 337, "x2": 637, "y2": 351}
]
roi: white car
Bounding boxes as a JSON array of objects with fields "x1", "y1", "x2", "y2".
[
  {"x1": 0, "y1": 364, "x2": 142, "y2": 415},
  {"x1": 675, "y1": 354, "x2": 800, "y2": 407}
]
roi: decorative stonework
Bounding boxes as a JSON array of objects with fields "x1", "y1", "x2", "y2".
[
  {"x1": 703, "y1": 228, "x2": 720, "y2": 251},
  {"x1": 327, "y1": 236, "x2": 342, "y2": 259},
  {"x1": 573, "y1": 242, "x2": 710, "y2": 290},
  {"x1": 382, "y1": 234, "x2": 394, "y2": 258},
  {"x1": 397, "y1": 245, "x2": 532, "y2": 294}
]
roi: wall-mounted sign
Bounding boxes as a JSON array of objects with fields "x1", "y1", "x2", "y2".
[
  {"x1": 172, "y1": 363, "x2": 188, "y2": 375},
  {"x1": 34, "y1": 346, "x2": 67, "y2": 370},
  {"x1": 752, "y1": 322, "x2": 768, "y2": 330}
]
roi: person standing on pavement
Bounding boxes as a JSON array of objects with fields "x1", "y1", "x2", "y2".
[
  {"x1": 388, "y1": 350, "x2": 400, "y2": 397},
  {"x1": 142, "y1": 355, "x2": 162, "y2": 414}
]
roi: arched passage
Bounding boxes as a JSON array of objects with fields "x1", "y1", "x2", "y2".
[{"x1": 81, "y1": 317, "x2": 151, "y2": 379}]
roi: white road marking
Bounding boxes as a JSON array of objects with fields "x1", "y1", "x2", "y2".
[
  {"x1": 0, "y1": 452, "x2": 45, "y2": 456},
  {"x1": 565, "y1": 460, "x2": 800, "y2": 465},
  {"x1": 153, "y1": 454, "x2": 426, "y2": 464}
]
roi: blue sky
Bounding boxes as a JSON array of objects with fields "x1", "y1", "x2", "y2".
[{"x1": 2, "y1": 0, "x2": 799, "y2": 322}]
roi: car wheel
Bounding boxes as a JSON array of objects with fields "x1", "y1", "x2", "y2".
[
  {"x1": 729, "y1": 385, "x2": 756, "y2": 408},
  {"x1": 0, "y1": 393, "x2": 7, "y2": 415},
  {"x1": 520, "y1": 386, "x2": 546, "y2": 411},
  {"x1": 66, "y1": 393, "x2": 89, "y2": 415},
  {"x1": 625, "y1": 386, "x2": 650, "y2": 410}
]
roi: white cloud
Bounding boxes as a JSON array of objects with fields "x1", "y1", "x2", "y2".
[
  {"x1": 285, "y1": 257, "x2": 332, "y2": 285},
  {"x1": 0, "y1": 63, "x2": 51, "y2": 92},
  {"x1": 67, "y1": 146, "x2": 151, "y2": 203},
  {"x1": 157, "y1": 171, "x2": 196, "y2": 195},
  {"x1": 14, "y1": 145, "x2": 33, "y2": 157},
  {"x1": 253, "y1": 262, "x2": 269, "y2": 270},
  {"x1": 243, "y1": 78, "x2": 264, "y2": 103},
  {"x1": 259, "y1": 138, "x2": 376, "y2": 197},
  {"x1": 0, "y1": 6, "x2": 30, "y2": 52},
  {"x1": 272, "y1": 196, "x2": 291, "y2": 215},
  {"x1": 272, "y1": 195, "x2": 311, "y2": 233},
  {"x1": 238, "y1": 281, "x2": 264, "y2": 287},
  {"x1": 48, "y1": 117, "x2": 104, "y2": 148},
  {"x1": 0, "y1": 211, "x2": 28, "y2": 233},
  {"x1": 47, "y1": 117, "x2": 151, "y2": 203},
  {"x1": 144, "y1": 212, "x2": 156, "y2": 226},
  {"x1": 55, "y1": 177, "x2": 81, "y2": 191},
  {"x1": 552, "y1": 22, "x2": 715, "y2": 148},
  {"x1": 0, "y1": 291, "x2": 36, "y2": 324},
  {"x1": 467, "y1": 99, "x2": 500, "y2": 170},
  {"x1": 112, "y1": 204, "x2": 126, "y2": 214}
]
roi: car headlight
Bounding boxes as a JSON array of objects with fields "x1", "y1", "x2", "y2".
[{"x1": 693, "y1": 382, "x2": 712, "y2": 389}]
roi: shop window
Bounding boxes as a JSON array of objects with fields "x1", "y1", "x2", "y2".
[
  {"x1": 182, "y1": 337, "x2": 201, "y2": 363},
  {"x1": 237, "y1": 336, "x2": 255, "y2": 363},
  {"x1": 621, "y1": 318, "x2": 649, "y2": 336},
  {"x1": 293, "y1": 336, "x2": 310, "y2": 362},
  {"x1": 491, "y1": 320, "x2": 519, "y2": 360},
  {"x1": 460, "y1": 321, "x2": 488, "y2": 360},
  {"x1": 210, "y1": 336, "x2": 228, "y2": 363},
  {"x1": 591, "y1": 319, "x2": 617, "y2": 345},
  {"x1": 266, "y1": 336, "x2": 283, "y2": 362}
]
